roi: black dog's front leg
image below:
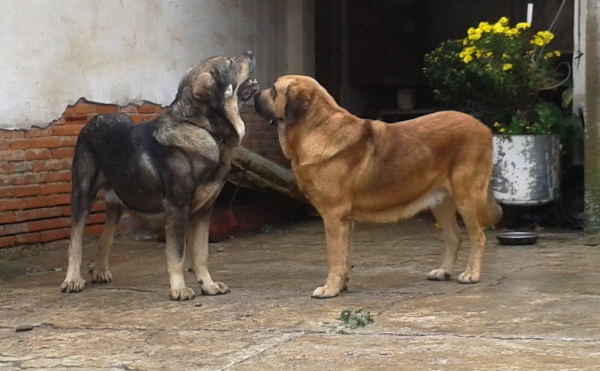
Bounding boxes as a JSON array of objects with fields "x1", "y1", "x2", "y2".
[{"x1": 163, "y1": 201, "x2": 195, "y2": 300}]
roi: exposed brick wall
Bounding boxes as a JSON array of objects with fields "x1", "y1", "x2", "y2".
[
  {"x1": 0, "y1": 99, "x2": 165, "y2": 249},
  {"x1": 240, "y1": 105, "x2": 288, "y2": 166},
  {"x1": 0, "y1": 101, "x2": 286, "y2": 249}
]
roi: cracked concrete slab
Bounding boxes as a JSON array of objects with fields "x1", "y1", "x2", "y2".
[{"x1": 1, "y1": 218, "x2": 599, "y2": 370}]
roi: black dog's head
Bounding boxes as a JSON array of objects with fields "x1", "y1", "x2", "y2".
[{"x1": 168, "y1": 51, "x2": 259, "y2": 119}]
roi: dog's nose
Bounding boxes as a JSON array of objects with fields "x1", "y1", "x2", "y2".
[{"x1": 244, "y1": 50, "x2": 254, "y2": 58}]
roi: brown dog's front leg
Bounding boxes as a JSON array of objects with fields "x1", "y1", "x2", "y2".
[{"x1": 312, "y1": 216, "x2": 352, "y2": 299}]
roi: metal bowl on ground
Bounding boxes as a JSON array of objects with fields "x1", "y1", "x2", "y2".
[{"x1": 496, "y1": 231, "x2": 539, "y2": 246}]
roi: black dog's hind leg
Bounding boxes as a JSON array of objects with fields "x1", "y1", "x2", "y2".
[
  {"x1": 188, "y1": 208, "x2": 229, "y2": 295},
  {"x1": 164, "y1": 201, "x2": 195, "y2": 300},
  {"x1": 61, "y1": 142, "x2": 103, "y2": 293},
  {"x1": 89, "y1": 190, "x2": 122, "y2": 283}
]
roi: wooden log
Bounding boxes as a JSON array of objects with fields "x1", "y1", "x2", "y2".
[{"x1": 228, "y1": 146, "x2": 307, "y2": 202}]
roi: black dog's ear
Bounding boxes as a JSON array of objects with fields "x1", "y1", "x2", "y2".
[
  {"x1": 192, "y1": 72, "x2": 215, "y2": 106},
  {"x1": 284, "y1": 86, "x2": 310, "y2": 124}
]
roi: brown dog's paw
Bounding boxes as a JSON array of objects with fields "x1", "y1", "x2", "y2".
[
  {"x1": 311, "y1": 285, "x2": 340, "y2": 299},
  {"x1": 427, "y1": 269, "x2": 452, "y2": 281},
  {"x1": 60, "y1": 277, "x2": 87, "y2": 293},
  {"x1": 201, "y1": 281, "x2": 230, "y2": 296},
  {"x1": 457, "y1": 270, "x2": 480, "y2": 284},
  {"x1": 169, "y1": 287, "x2": 196, "y2": 301},
  {"x1": 88, "y1": 263, "x2": 113, "y2": 283}
]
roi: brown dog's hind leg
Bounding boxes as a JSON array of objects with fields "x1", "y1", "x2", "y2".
[
  {"x1": 187, "y1": 210, "x2": 229, "y2": 295},
  {"x1": 312, "y1": 215, "x2": 352, "y2": 299},
  {"x1": 89, "y1": 193, "x2": 122, "y2": 283},
  {"x1": 164, "y1": 203, "x2": 195, "y2": 300},
  {"x1": 428, "y1": 196, "x2": 462, "y2": 281},
  {"x1": 455, "y1": 194, "x2": 487, "y2": 284}
]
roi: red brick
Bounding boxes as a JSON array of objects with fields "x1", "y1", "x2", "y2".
[
  {"x1": 24, "y1": 148, "x2": 51, "y2": 160},
  {"x1": 0, "y1": 199, "x2": 22, "y2": 211},
  {"x1": 22, "y1": 197, "x2": 48, "y2": 209},
  {"x1": 91, "y1": 201, "x2": 106, "y2": 212},
  {"x1": 11, "y1": 137, "x2": 66, "y2": 150},
  {"x1": 47, "y1": 194, "x2": 70, "y2": 206},
  {"x1": 84, "y1": 224, "x2": 104, "y2": 235},
  {"x1": 25, "y1": 127, "x2": 52, "y2": 138},
  {"x1": 87, "y1": 213, "x2": 106, "y2": 224},
  {"x1": 15, "y1": 232, "x2": 41, "y2": 245},
  {"x1": 0, "y1": 187, "x2": 15, "y2": 198},
  {"x1": 120, "y1": 104, "x2": 138, "y2": 114},
  {"x1": 33, "y1": 159, "x2": 72, "y2": 172},
  {"x1": 10, "y1": 173, "x2": 43, "y2": 185},
  {"x1": 96, "y1": 104, "x2": 119, "y2": 114},
  {"x1": 51, "y1": 125, "x2": 80, "y2": 136},
  {"x1": 14, "y1": 184, "x2": 41, "y2": 197},
  {"x1": 0, "y1": 212, "x2": 16, "y2": 224},
  {"x1": 137, "y1": 103, "x2": 164, "y2": 114},
  {"x1": 0, "y1": 130, "x2": 25, "y2": 139},
  {"x1": 0, "y1": 236, "x2": 16, "y2": 248},
  {"x1": 2, "y1": 222, "x2": 29, "y2": 236},
  {"x1": 73, "y1": 102, "x2": 97, "y2": 114},
  {"x1": 0, "y1": 141, "x2": 9, "y2": 150},
  {"x1": 43, "y1": 171, "x2": 72, "y2": 183},
  {"x1": 51, "y1": 147, "x2": 75, "y2": 159},
  {"x1": 59, "y1": 137, "x2": 78, "y2": 147},
  {"x1": 15, "y1": 206, "x2": 63, "y2": 222},
  {"x1": 29, "y1": 217, "x2": 70, "y2": 232},
  {"x1": 64, "y1": 114, "x2": 87, "y2": 123},
  {"x1": 40, "y1": 182, "x2": 71, "y2": 195},
  {"x1": 39, "y1": 228, "x2": 70, "y2": 242},
  {"x1": 0, "y1": 150, "x2": 25, "y2": 162}
]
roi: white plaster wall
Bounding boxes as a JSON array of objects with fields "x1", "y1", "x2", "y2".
[
  {"x1": 0, "y1": 0, "x2": 314, "y2": 130},
  {"x1": 572, "y1": 0, "x2": 586, "y2": 114}
]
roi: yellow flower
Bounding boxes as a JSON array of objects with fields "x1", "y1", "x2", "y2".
[
  {"x1": 544, "y1": 52, "x2": 554, "y2": 59},
  {"x1": 502, "y1": 53, "x2": 509, "y2": 59},
  {"x1": 499, "y1": 128, "x2": 506, "y2": 133},
  {"x1": 554, "y1": 50, "x2": 561, "y2": 57},
  {"x1": 531, "y1": 30, "x2": 554, "y2": 46},
  {"x1": 462, "y1": 55, "x2": 473, "y2": 63},
  {"x1": 468, "y1": 32, "x2": 482, "y2": 41},
  {"x1": 505, "y1": 28, "x2": 518, "y2": 37},
  {"x1": 475, "y1": 50, "x2": 483, "y2": 58},
  {"x1": 479, "y1": 22, "x2": 492, "y2": 33},
  {"x1": 516, "y1": 22, "x2": 530, "y2": 30},
  {"x1": 492, "y1": 23, "x2": 505, "y2": 33},
  {"x1": 493, "y1": 122, "x2": 501, "y2": 127},
  {"x1": 498, "y1": 17, "x2": 509, "y2": 26},
  {"x1": 503, "y1": 63, "x2": 513, "y2": 71},
  {"x1": 486, "y1": 52, "x2": 494, "y2": 57}
]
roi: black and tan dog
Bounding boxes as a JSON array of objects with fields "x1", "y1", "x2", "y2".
[
  {"x1": 254, "y1": 75, "x2": 502, "y2": 298},
  {"x1": 61, "y1": 51, "x2": 259, "y2": 300}
]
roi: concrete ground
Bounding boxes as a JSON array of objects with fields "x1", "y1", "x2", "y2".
[{"x1": 1, "y1": 217, "x2": 599, "y2": 370}]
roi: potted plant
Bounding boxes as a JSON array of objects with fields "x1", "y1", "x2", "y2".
[{"x1": 423, "y1": 17, "x2": 580, "y2": 205}]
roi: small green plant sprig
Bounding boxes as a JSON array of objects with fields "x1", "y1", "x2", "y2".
[{"x1": 339, "y1": 308, "x2": 374, "y2": 329}]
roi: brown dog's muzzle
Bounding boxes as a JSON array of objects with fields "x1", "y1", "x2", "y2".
[{"x1": 254, "y1": 90, "x2": 278, "y2": 125}]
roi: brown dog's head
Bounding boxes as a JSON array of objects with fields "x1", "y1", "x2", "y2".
[{"x1": 254, "y1": 75, "x2": 321, "y2": 126}]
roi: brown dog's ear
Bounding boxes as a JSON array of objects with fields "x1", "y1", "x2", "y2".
[{"x1": 284, "y1": 86, "x2": 310, "y2": 124}]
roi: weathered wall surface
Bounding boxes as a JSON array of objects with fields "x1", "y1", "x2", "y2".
[
  {"x1": 0, "y1": 0, "x2": 314, "y2": 248},
  {"x1": 0, "y1": 0, "x2": 314, "y2": 130}
]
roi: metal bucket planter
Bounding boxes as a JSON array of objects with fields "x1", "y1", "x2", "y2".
[{"x1": 492, "y1": 134, "x2": 560, "y2": 205}]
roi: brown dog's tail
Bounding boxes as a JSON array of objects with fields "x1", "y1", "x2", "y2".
[{"x1": 481, "y1": 184, "x2": 503, "y2": 226}]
